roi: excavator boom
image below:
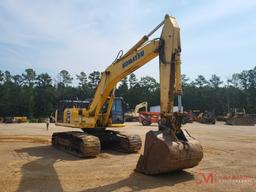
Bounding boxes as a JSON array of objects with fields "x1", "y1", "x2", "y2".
[
  {"x1": 53, "y1": 15, "x2": 203, "y2": 174},
  {"x1": 134, "y1": 102, "x2": 148, "y2": 114}
]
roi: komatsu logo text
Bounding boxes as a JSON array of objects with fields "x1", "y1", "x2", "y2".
[{"x1": 122, "y1": 50, "x2": 144, "y2": 68}]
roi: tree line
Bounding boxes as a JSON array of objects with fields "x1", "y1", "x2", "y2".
[{"x1": 0, "y1": 66, "x2": 255, "y2": 119}]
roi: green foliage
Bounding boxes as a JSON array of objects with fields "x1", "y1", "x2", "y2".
[
  {"x1": 4, "y1": 71, "x2": 12, "y2": 82},
  {"x1": 76, "y1": 72, "x2": 88, "y2": 87},
  {"x1": 0, "y1": 70, "x2": 4, "y2": 84},
  {"x1": 128, "y1": 73, "x2": 138, "y2": 88},
  {"x1": 88, "y1": 71, "x2": 100, "y2": 90},
  {"x1": 57, "y1": 70, "x2": 73, "y2": 87},
  {"x1": 209, "y1": 74, "x2": 223, "y2": 88},
  {"x1": 181, "y1": 74, "x2": 189, "y2": 86},
  {"x1": 12, "y1": 75, "x2": 23, "y2": 86},
  {"x1": 195, "y1": 75, "x2": 208, "y2": 87},
  {"x1": 36, "y1": 73, "x2": 52, "y2": 87},
  {"x1": 116, "y1": 77, "x2": 128, "y2": 98},
  {"x1": 0, "y1": 66, "x2": 255, "y2": 118},
  {"x1": 22, "y1": 68, "x2": 36, "y2": 87}
]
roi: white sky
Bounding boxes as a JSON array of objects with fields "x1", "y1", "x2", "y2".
[{"x1": 0, "y1": 0, "x2": 255, "y2": 83}]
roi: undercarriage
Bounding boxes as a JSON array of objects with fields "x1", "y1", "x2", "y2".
[{"x1": 51, "y1": 129, "x2": 142, "y2": 157}]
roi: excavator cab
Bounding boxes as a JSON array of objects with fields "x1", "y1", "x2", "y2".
[
  {"x1": 111, "y1": 97, "x2": 125, "y2": 124},
  {"x1": 55, "y1": 98, "x2": 125, "y2": 126}
]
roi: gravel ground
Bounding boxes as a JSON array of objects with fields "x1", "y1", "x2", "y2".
[{"x1": 0, "y1": 122, "x2": 255, "y2": 192}]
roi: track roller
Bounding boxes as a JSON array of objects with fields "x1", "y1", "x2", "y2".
[{"x1": 52, "y1": 131, "x2": 101, "y2": 158}]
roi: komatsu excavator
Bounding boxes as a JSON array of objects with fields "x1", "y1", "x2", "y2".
[{"x1": 53, "y1": 15, "x2": 203, "y2": 175}]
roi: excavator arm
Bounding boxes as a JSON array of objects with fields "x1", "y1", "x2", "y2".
[
  {"x1": 134, "y1": 102, "x2": 148, "y2": 114},
  {"x1": 53, "y1": 15, "x2": 203, "y2": 175},
  {"x1": 87, "y1": 15, "x2": 182, "y2": 129},
  {"x1": 88, "y1": 39, "x2": 159, "y2": 126}
]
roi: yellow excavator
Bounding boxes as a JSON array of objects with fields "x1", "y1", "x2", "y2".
[
  {"x1": 53, "y1": 15, "x2": 203, "y2": 175},
  {"x1": 124, "y1": 101, "x2": 148, "y2": 122}
]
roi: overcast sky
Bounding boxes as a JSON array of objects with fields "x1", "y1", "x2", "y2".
[{"x1": 0, "y1": 0, "x2": 255, "y2": 83}]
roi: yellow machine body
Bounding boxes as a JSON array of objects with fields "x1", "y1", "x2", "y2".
[
  {"x1": 124, "y1": 101, "x2": 148, "y2": 121},
  {"x1": 53, "y1": 15, "x2": 203, "y2": 174}
]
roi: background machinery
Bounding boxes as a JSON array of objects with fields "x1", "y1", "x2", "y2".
[
  {"x1": 53, "y1": 15, "x2": 203, "y2": 175},
  {"x1": 2, "y1": 116, "x2": 28, "y2": 123},
  {"x1": 124, "y1": 101, "x2": 148, "y2": 122},
  {"x1": 225, "y1": 108, "x2": 255, "y2": 126},
  {"x1": 139, "y1": 111, "x2": 160, "y2": 126},
  {"x1": 196, "y1": 111, "x2": 216, "y2": 124}
]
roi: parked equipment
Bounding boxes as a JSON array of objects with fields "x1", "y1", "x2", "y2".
[
  {"x1": 53, "y1": 15, "x2": 203, "y2": 175},
  {"x1": 182, "y1": 110, "x2": 194, "y2": 124},
  {"x1": 197, "y1": 111, "x2": 216, "y2": 124},
  {"x1": 2, "y1": 116, "x2": 28, "y2": 123},
  {"x1": 13, "y1": 116, "x2": 28, "y2": 123},
  {"x1": 139, "y1": 111, "x2": 160, "y2": 126},
  {"x1": 124, "y1": 101, "x2": 148, "y2": 122},
  {"x1": 248, "y1": 114, "x2": 256, "y2": 124},
  {"x1": 139, "y1": 106, "x2": 189, "y2": 126},
  {"x1": 192, "y1": 110, "x2": 216, "y2": 124},
  {"x1": 225, "y1": 108, "x2": 255, "y2": 126}
]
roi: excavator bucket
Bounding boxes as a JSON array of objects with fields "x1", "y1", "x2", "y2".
[{"x1": 136, "y1": 129, "x2": 203, "y2": 175}]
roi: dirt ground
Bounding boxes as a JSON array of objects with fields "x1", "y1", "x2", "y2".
[{"x1": 0, "y1": 122, "x2": 255, "y2": 192}]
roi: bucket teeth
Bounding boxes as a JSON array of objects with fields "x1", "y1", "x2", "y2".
[{"x1": 135, "y1": 130, "x2": 203, "y2": 175}]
